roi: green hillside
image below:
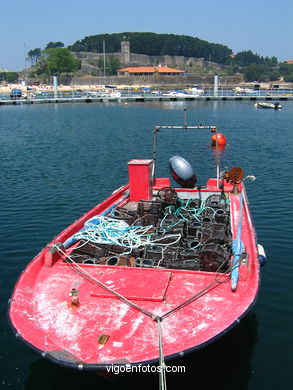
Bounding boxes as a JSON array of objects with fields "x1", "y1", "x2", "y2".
[{"x1": 69, "y1": 32, "x2": 233, "y2": 65}]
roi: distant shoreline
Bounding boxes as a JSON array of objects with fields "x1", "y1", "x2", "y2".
[
  {"x1": 0, "y1": 83, "x2": 111, "y2": 94},
  {"x1": 1, "y1": 80, "x2": 293, "y2": 94}
]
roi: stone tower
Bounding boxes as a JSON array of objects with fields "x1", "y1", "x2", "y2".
[{"x1": 121, "y1": 40, "x2": 130, "y2": 64}]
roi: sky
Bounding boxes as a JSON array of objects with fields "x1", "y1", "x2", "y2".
[{"x1": 0, "y1": 0, "x2": 292, "y2": 71}]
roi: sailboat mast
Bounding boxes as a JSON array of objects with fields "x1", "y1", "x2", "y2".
[{"x1": 103, "y1": 40, "x2": 106, "y2": 77}]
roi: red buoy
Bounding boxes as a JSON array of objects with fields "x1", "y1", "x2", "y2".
[{"x1": 211, "y1": 133, "x2": 227, "y2": 146}]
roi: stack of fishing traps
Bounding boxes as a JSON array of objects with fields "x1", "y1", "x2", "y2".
[{"x1": 70, "y1": 188, "x2": 232, "y2": 273}]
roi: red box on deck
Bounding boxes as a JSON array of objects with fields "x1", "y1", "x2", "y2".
[{"x1": 128, "y1": 159, "x2": 154, "y2": 201}]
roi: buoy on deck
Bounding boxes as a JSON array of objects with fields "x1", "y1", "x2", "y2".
[
  {"x1": 169, "y1": 155, "x2": 197, "y2": 188},
  {"x1": 211, "y1": 133, "x2": 227, "y2": 146}
]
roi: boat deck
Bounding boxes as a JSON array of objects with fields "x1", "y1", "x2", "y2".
[
  {"x1": 10, "y1": 256, "x2": 257, "y2": 367},
  {"x1": 9, "y1": 180, "x2": 260, "y2": 368}
]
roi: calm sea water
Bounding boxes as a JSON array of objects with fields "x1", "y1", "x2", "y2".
[{"x1": 0, "y1": 100, "x2": 292, "y2": 389}]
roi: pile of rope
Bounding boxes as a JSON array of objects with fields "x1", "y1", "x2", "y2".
[
  {"x1": 68, "y1": 192, "x2": 232, "y2": 272},
  {"x1": 72, "y1": 215, "x2": 181, "y2": 255}
]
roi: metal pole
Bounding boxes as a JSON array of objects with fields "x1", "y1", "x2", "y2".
[
  {"x1": 214, "y1": 74, "x2": 219, "y2": 97},
  {"x1": 24, "y1": 43, "x2": 27, "y2": 69},
  {"x1": 53, "y1": 76, "x2": 58, "y2": 98},
  {"x1": 103, "y1": 40, "x2": 106, "y2": 77},
  {"x1": 153, "y1": 127, "x2": 158, "y2": 177},
  {"x1": 215, "y1": 127, "x2": 220, "y2": 188}
]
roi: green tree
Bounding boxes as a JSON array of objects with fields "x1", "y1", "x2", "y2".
[
  {"x1": 267, "y1": 71, "x2": 280, "y2": 81},
  {"x1": 45, "y1": 41, "x2": 64, "y2": 49},
  {"x1": 284, "y1": 73, "x2": 293, "y2": 82},
  {"x1": 27, "y1": 48, "x2": 41, "y2": 66},
  {"x1": 279, "y1": 63, "x2": 293, "y2": 80},
  {"x1": 234, "y1": 50, "x2": 279, "y2": 67},
  {"x1": 240, "y1": 64, "x2": 274, "y2": 81},
  {"x1": 234, "y1": 51, "x2": 261, "y2": 66},
  {"x1": 0, "y1": 72, "x2": 19, "y2": 82},
  {"x1": 37, "y1": 48, "x2": 80, "y2": 75}
]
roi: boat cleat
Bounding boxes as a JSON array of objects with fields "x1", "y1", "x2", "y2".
[{"x1": 69, "y1": 288, "x2": 80, "y2": 307}]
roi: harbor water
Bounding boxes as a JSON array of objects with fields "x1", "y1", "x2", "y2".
[{"x1": 0, "y1": 100, "x2": 292, "y2": 389}]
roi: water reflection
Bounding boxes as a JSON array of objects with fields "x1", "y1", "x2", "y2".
[
  {"x1": 170, "y1": 313, "x2": 258, "y2": 390},
  {"x1": 211, "y1": 144, "x2": 226, "y2": 154}
]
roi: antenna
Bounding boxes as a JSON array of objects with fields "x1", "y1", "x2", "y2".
[
  {"x1": 103, "y1": 40, "x2": 106, "y2": 77},
  {"x1": 24, "y1": 43, "x2": 27, "y2": 69}
]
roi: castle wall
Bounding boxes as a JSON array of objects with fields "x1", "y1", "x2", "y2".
[
  {"x1": 72, "y1": 51, "x2": 227, "y2": 73},
  {"x1": 70, "y1": 73, "x2": 244, "y2": 88}
]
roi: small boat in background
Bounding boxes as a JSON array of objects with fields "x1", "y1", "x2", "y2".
[
  {"x1": 188, "y1": 85, "x2": 204, "y2": 95},
  {"x1": 85, "y1": 89, "x2": 121, "y2": 98},
  {"x1": 10, "y1": 89, "x2": 22, "y2": 99},
  {"x1": 163, "y1": 89, "x2": 202, "y2": 98},
  {"x1": 235, "y1": 87, "x2": 258, "y2": 96},
  {"x1": 255, "y1": 102, "x2": 282, "y2": 109}
]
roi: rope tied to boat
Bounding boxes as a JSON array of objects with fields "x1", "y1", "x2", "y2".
[{"x1": 154, "y1": 316, "x2": 167, "y2": 390}]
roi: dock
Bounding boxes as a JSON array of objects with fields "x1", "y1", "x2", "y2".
[{"x1": 1, "y1": 93, "x2": 293, "y2": 105}]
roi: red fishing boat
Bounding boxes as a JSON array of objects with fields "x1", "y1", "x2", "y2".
[{"x1": 9, "y1": 122, "x2": 266, "y2": 380}]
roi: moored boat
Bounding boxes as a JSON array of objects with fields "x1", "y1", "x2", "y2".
[
  {"x1": 255, "y1": 102, "x2": 282, "y2": 109},
  {"x1": 84, "y1": 89, "x2": 122, "y2": 98},
  {"x1": 162, "y1": 89, "x2": 203, "y2": 98},
  {"x1": 9, "y1": 120, "x2": 265, "y2": 381}
]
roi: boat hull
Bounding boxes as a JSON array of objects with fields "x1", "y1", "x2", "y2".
[{"x1": 9, "y1": 179, "x2": 260, "y2": 370}]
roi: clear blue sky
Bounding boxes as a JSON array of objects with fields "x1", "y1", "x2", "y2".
[{"x1": 0, "y1": 0, "x2": 292, "y2": 71}]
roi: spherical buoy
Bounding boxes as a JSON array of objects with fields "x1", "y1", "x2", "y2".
[
  {"x1": 169, "y1": 155, "x2": 197, "y2": 188},
  {"x1": 211, "y1": 133, "x2": 227, "y2": 146}
]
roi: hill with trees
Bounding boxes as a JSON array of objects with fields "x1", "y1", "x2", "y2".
[
  {"x1": 68, "y1": 32, "x2": 289, "y2": 81},
  {"x1": 69, "y1": 32, "x2": 233, "y2": 65},
  {"x1": 16, "y1": 33, "x2": 293, "y2": 82}
]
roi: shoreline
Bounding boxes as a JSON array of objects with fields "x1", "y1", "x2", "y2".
[
  {"x1": 1, "y1": 81, "x2": 293, "y2": 94},
  {"x1": 0, "y1": 83, "x2": 117, "y2": 94}
]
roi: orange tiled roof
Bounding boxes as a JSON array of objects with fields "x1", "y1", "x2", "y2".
[
  {"x1": 118, "y1": 66, "x2": 184, "y2": 74},
  {"x1": 285, "y1": 60, "x2": 293, "y2": 64}
]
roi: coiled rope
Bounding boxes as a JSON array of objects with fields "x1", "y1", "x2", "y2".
[
  {"x1": 159, "y1": 197, "x2": 229, "y2": 234},
  {"x1": 72, "y1": 215, "x2": 181, "y2": 255}
]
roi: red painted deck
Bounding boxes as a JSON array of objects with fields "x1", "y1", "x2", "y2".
[{"x1": 9, "y1": 179, "x2": 260, "y2": 368}]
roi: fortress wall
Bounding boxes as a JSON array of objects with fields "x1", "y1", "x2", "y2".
[
  {"x1": 72, "y1": 51, "x2": 226, "y2": 72},
  {"x1": 71, "y1": 73, "x2": 244, "y2": 88}
]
